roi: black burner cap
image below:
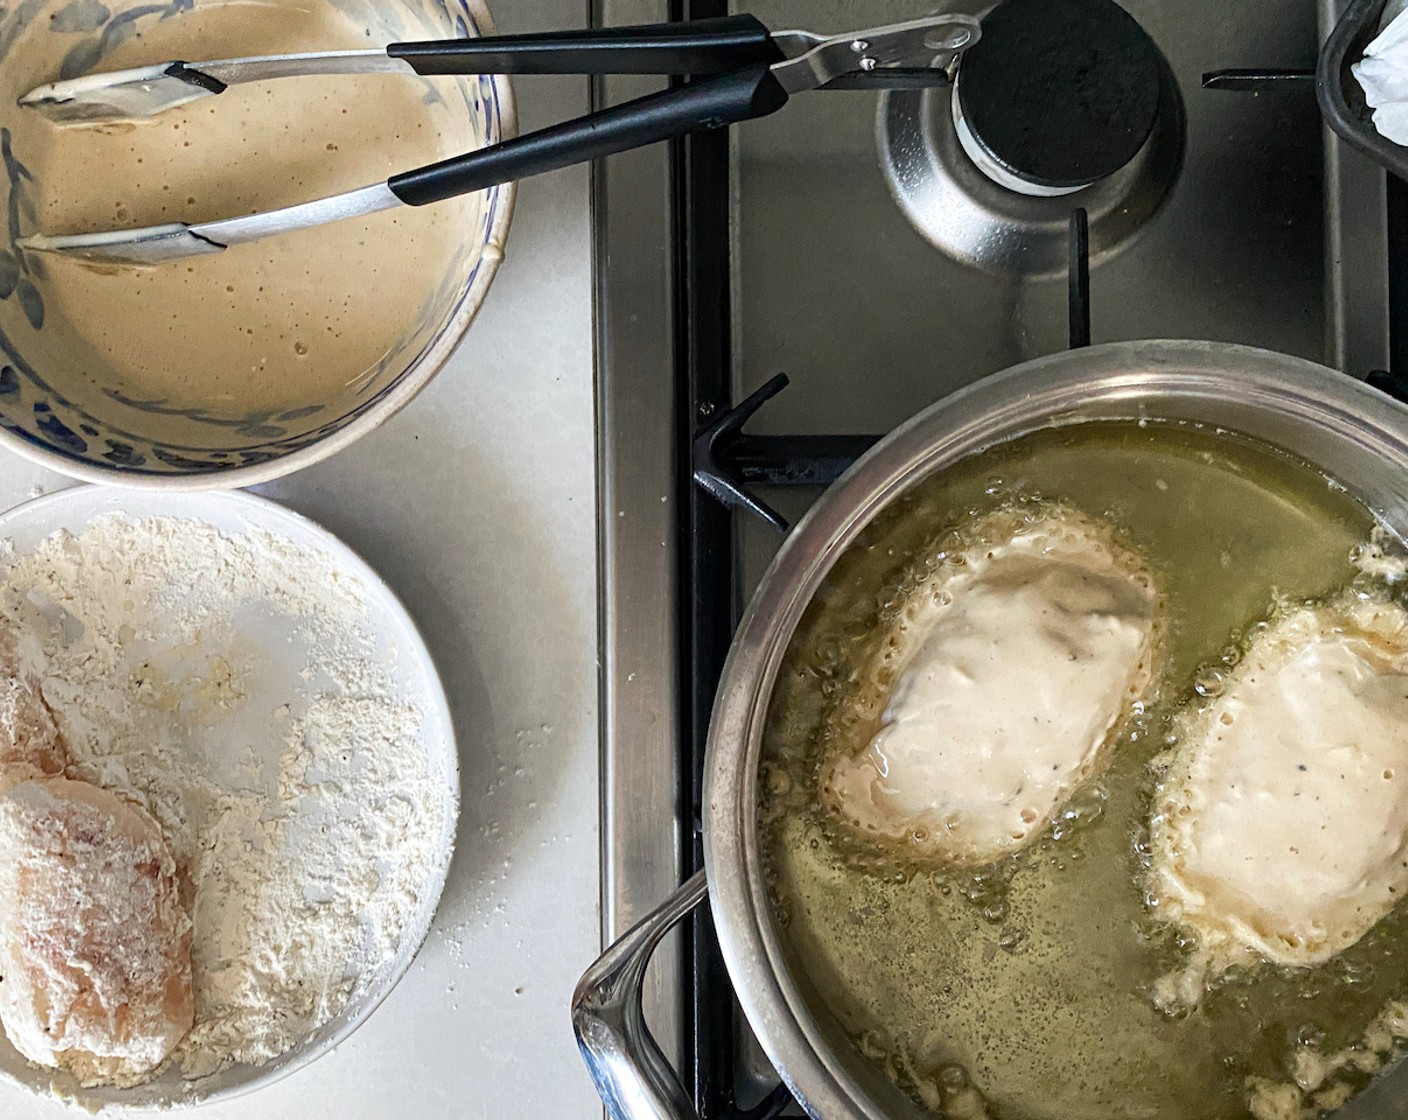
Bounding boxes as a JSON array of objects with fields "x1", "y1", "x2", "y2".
[{"x1": 957, "y1": 0, "x2": 1162, "y2": 189}]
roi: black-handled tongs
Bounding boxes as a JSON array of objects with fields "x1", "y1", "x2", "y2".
[{"x1": 15, "y1": 14, "x2": 979, "y2": 266}]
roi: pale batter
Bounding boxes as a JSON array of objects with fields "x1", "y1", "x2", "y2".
[
  {"x1": 1, "y1": 0, "x2": 484, "y2": 423},
  {"x1": 823, "y1": 504, "x2": 1161, "y2": 866},
  {"x1": 1150, "y1": 593, "x2": 1408, "y2": 1006}
]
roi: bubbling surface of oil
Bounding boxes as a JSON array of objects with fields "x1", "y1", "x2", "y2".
[{"x1": 759, "y1": 420, "x2": 1405, "y2": 1120}]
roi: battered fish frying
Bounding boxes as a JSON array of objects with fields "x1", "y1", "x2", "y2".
[
  {"x1": 1150, "y1": 592, "x2": 1408, "y2": 1007},
  {"x1": 823, "y1": 504, "x2": 1161, "y2": 866}
]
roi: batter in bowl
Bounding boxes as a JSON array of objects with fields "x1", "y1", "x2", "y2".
[{"x1": 0, "y1": 0, "x2": 486, "y2": 431}]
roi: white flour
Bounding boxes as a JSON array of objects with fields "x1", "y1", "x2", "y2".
[{"x1": 0, "y1": 514, "x2": 447, "y2": 1081}]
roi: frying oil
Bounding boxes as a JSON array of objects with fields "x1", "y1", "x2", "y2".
[{"x1": 759, "y1": 420, "x2": 1407, "y2": 1120}]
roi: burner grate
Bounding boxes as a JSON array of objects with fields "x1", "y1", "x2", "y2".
[{"x1": 694, "y1": 209, "x2": 1098, "y2": 529}]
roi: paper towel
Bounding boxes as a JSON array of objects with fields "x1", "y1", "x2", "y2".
[{"x1": 1353, "y1": 0, "x2": 1408, "y2": 143}]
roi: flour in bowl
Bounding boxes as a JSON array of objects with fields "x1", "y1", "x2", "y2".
[{"x1": 0, "y1": 513, "x2": 449, "y2": 1082}]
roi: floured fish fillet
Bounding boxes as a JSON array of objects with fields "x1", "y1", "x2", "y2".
[
  {"x1": 0, "y1": 777, "x2": 194, "y2": 1085},
  {"x1": 0, "y1": 637, "x2": 66, "y2": 792},
  {"x1": 1149, "y1": 593, "x2": 1408, "y2": 1001},
  {"x1": 823, "y1": 505, "x2": 1160, "y2": 866}
]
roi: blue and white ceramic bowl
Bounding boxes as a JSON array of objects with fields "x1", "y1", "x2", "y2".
[{"x1": 0, "y1": 0, "x2": 515, "y2": 488}]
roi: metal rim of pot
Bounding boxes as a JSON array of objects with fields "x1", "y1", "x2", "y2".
[{"x1": 574, "y1": 338, "x2": 1408, "y2": 1120}]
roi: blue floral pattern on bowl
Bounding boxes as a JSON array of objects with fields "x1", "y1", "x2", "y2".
[{"x1": 0, "y1": 0, "x2": 509, "y2": 478}]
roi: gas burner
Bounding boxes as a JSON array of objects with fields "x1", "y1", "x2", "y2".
[
  {"x1": 879, "y1": 0, "x2": 1184, "y2": 277},
  {"x1": 956, "y1": 0, "x2": 1162, "y2": 195}
]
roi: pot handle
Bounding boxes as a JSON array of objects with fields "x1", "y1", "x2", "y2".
[{"x1": 572, "y1": 870, "x2": 709, "y2": 1120}]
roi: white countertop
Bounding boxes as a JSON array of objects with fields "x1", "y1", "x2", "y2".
[{"x1": 0, "y1": 4, "x2": 605, "y2": 1114}]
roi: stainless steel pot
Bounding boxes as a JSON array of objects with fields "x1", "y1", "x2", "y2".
[{"x1": 573, "y1": 339, "x2": 1408, "y2": 1120}]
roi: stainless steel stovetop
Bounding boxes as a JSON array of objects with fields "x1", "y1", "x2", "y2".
[{"x1": 592, "y1": 0, "x2": 1393, "y2": 1114}]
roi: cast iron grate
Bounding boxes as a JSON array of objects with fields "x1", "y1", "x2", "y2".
[{"x1": 692, "y1": 210, "x2": 1094, "y2": 532}]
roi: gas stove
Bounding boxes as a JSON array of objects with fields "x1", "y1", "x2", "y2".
[{"x1": 590, "y1": 0, "x2": 1399, "y2": 1116}]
